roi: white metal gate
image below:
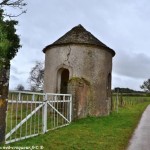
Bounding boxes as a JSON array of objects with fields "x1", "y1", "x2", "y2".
[{"x1": 5, "y1": 91, "x2": 72, "y2": 144}]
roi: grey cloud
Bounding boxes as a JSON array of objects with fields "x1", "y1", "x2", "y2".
[
  {"x1": 112, "y1": 73, "x2": 144, "y2": 90},
  {"x1": 10, "y1": 75, "x2": 19, "y2": 81},
  {"x1": 9, "y1": 0, "x2": 150, "y2": 91},
  {"x1": 113, "y1": 51, "x2": 150, "y2": 79},
  {"x1": 11, "y1": 66, "x2": 27, "y2": 75}
]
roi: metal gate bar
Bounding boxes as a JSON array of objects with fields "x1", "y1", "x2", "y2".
[{"x1": 5, "y1": 91, "x2": 72, "y2": 144}]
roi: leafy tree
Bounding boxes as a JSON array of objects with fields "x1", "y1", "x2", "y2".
[
  {"x1": 0, "y1": 9, "x2": 21, "y2": 143},
  {"x1": 16, "y1": 84, "x2": 25, "y2": 91},
  {"x1": 140, "y1": 79, "x2": 150, "y2": 92},
  {"x1": 28, "y1": 61, "x2": 44, "y2": 92},
  {"x1": 0, "y1": 1, "x2": 26, "y2": 144}
]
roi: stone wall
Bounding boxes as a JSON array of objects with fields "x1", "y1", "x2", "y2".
[
  {"x1": 68, "y1": 77, "x2": 91, "y2": 120},
  {"x1": 44, "y1": 44, "x2": 113, "y2": 118}
]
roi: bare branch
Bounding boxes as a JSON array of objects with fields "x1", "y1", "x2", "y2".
[
  {"x1": 0, "y1": 0, "x2": 26, "y2": 7},
  {"x1": 3, "y1": 9, "x2": 26, "y2": 18},
  {"x1": 0, "y1": 0, "x2": 27, "y2": 17},
  {"x1": 28, "y1": 61, "x2": 44, "y2": 91}
]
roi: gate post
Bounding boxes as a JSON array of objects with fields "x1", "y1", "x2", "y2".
[
  {"x1": 69, "y1": 95, "x2": 72, "y2": 122},
  {"x1": 42, "y1": 94, "x2": 47, "y2": 133}
]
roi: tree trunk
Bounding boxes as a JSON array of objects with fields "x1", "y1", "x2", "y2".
[{"x1": 0, "y1": 59, "x2": 10, "y2": 144}]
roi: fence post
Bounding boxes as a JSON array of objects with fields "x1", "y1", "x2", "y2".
[
  {"x1": 18, "y1": 92, "x2": 21, "y2": 101},
  {"x1": 42, "y1": 94, "x2": 47, "y2": 133},
  {"x1": 116, "y1": 90, "x2": 119, "y2": 113}
]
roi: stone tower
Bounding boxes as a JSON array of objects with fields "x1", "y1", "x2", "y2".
[{"x1": 43, "y1": 24, "x2": 115, "y2": 120}]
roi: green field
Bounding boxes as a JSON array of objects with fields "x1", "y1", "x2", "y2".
[{"x1": 4, "y1": 94, "x2": 150, "y2": 150}]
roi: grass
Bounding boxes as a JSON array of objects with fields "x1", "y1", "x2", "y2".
[{"x1": 5, "y1": 101, "x2": 150, "y2": 150}]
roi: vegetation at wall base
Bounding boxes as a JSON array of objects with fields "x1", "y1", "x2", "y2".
[{"x1": 5, "y1": 101, "x2": 150, "y2": 150}]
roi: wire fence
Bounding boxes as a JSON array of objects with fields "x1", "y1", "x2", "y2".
[{"x1": 112, "y1": 92, "x2": 150, "y2": 112}]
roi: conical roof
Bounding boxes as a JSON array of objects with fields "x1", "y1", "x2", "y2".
[{"x1": 43, "y1": 24, "x2": 115, "y2": 56}]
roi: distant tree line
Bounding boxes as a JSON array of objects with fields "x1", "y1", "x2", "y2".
[{"x1": 113, "y1": 87, "x2": 144, "y2": 93}]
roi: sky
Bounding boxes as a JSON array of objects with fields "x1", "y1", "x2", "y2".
[{"x1": 8, "y1": 0, "x2": 150, "y2": 91}]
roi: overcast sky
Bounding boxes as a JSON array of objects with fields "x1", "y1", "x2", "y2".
[{"x1": 9, "y1": 0, "x2": 150, "y2": 91}]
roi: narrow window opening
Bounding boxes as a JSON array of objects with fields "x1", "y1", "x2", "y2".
[{"x1": 107, "y1": 73, "x2": 111, "y2": 98}]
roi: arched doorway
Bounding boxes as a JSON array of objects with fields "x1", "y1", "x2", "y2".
[
  {"x1": 57, "y1": 68, "x2": 69, "y2": 94},
  {"x1": 60, "y1": 69, "x2": 69, "y2": 94}
]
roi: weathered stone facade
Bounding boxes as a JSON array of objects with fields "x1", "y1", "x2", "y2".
[{"x1": 43, "y1": 25, "x2": 115, "y2": 120}]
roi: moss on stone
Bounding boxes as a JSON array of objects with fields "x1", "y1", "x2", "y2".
[{"x1": 69, "y1": 77, "x2": 91, "y2": 86}]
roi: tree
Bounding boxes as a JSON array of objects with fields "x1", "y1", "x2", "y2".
[
  {"x1": 0, "y1": 0, "x2": 27, "y2": 17},
  {"x1": 28, "y1": 61, "x2": 44, "y2": 92},
  {"x1": 0, "y1": 9, "x2": 21, "y2": 143},
  {"x1": 140, "y1": 79, "x2": 150, "y2": 92},
  {"x1": 0, "y1": 1, "x2": 26, "y2": 144},
  {"x1": 16, "y1": 84, "x2": 25, "y2": 91}
]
